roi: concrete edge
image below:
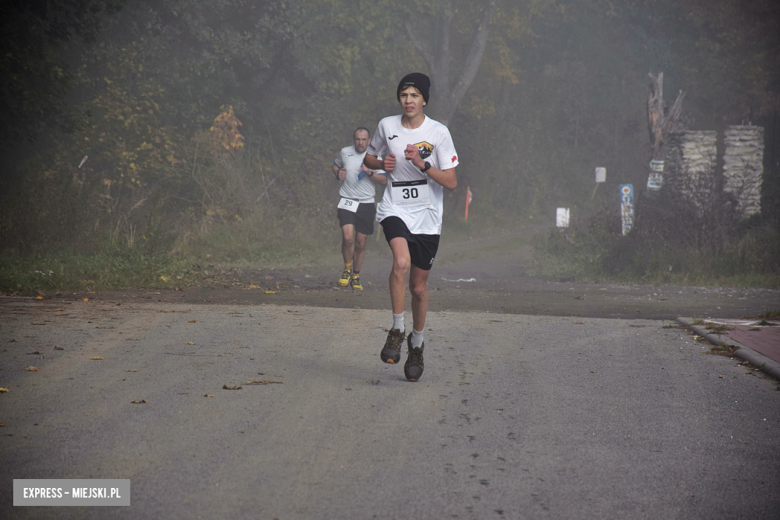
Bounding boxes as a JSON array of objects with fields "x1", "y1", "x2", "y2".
[{"x1": 676, "y1": 317, "x2": 780, "y2": 381}]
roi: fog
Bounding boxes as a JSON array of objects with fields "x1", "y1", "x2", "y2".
[{"x1": 1, "y1": 0, "x2": 778, "y2": 271}]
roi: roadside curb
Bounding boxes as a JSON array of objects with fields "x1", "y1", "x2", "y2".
[{"x1": 677, "y1": 317, "x2": 780, "y2": 381}]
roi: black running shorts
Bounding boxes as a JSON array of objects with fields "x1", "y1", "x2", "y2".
[
  {"x1": 337, "y1": 202, "x2": 375, "y2": 236},
  {"x1": 380, "y1": 216, "x2": 440, "y2": 271}
]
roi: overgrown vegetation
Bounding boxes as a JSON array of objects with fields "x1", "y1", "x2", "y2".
[
  {"x1": 757, "y1": 310, "x2": 780, "y2": 320},
  {"x1": 1, "y1": 0, "x2": 779, "y2": 294},
  {"x1": 533, "y1": 187, "x2": 780, "y2": 287}
]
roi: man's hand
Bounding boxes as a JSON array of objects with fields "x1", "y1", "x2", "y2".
[
  {"x1": 337, "y1": 166, "x2": 346, "y2": 180},
  {"x1": 383, "y1": 153, "x2": 397, "y2": 172},
  {"x1": 404, "y1": 144, "x2": 424, "y2": 169}
]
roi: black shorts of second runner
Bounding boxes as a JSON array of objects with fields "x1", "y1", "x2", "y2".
[
  {"x1": 380, "y1": 216, "x2": 440, "y2": 271},
  {"x1": 337, "y1": 202, "x2": 376, "y2": 236}
]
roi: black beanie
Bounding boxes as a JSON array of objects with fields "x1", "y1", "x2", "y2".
[{"x1": 397, "y1": 72, "x2": 430, "y2": 104}]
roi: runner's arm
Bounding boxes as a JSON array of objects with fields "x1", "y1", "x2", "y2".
[
  {"x1": 368, "y1": 170, "x2": 387, "y2": 185},
  {"x1": 363, "y1": 154, "x2": 385, "y2": 171},
  {"x1": 424, "y1": 166, "x2": 457, "y2": 191},
  {"x1": 332, "y1": 162, "x2": 346, "y2": 180},
  {"x1": 403, "y1": 144, "x2": 457, "y2": 191}
]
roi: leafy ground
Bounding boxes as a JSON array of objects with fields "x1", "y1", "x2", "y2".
[{"x1": 4, "y1": 225, "x2": 777, "y2": 321}]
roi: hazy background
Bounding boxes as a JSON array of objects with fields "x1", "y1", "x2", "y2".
[{"x1": 1, "y1": 0, "x2": 778, "y2": 287}]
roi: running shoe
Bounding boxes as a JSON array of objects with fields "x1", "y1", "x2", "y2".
[
  {"x1": 351, "y1": 273, "x2": 363, "y2": 290},
  {"x1": 380, "y1": 328, "x2": 405, "y2": 364},
  {"x1": 338, "y1": 266, "x2": 352, "y2": 286},
  {"x1": 404, "y1": 335, "x2": 425, "y2": 382}
]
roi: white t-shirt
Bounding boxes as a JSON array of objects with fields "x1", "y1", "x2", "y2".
[
  {"x1": 368, "y1": 115, "x2": 459, "y2": 235},
  {"x1": 334, "y1": 146, "x2": 378, "y2": 203}
]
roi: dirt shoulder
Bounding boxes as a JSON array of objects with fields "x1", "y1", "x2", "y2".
[{"x1": 20, "y1": 230, "x2": 778, "y2": 320}]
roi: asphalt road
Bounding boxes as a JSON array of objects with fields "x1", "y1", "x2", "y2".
[{"x1": 1, "y1": 298, "x2": 778, "y2": 519}]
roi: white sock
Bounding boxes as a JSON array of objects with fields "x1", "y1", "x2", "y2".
[
  {"x1": 410, "y1": 329, "x2": 424, "y2": 349},
  {"x1": 392, "y1": 313, "x2": 404, "y2": 332}
]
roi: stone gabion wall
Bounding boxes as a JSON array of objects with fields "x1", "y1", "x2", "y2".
[
  {"x1": 681, "y1": 130, "x2": 718, "y2": 199},
  {"x1": 664, "y1": 131, "x2": 717, "y2": 202},
  {"x1": 723, "y1": 125, "x2": 764, "y2": 217}
]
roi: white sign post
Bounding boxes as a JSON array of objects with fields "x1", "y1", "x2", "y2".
[
  {"x1": 591, "y1": 167, "x2": 606, "y2": 199},
  {"x1": 556, "y1": 208, "x2": 570, "y2": 228}
]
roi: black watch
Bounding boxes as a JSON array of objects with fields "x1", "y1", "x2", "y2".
[{"x1": 421, "y1": 161, "x2": 431, "y2": 172}]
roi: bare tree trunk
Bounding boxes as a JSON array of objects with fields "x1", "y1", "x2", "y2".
[
  {"x1": 647, "y1": 72, "x2": 685, "y2": 160},
  {"x1": 405, "y1": 1, "x2": 496, "y2": 126}
]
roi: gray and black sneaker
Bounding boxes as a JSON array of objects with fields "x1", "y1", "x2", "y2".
[
  {"x1": 380, "y1": 328, "x2": 405, "y2": 364},
  {"x1": 404, "y1": 335, "x2": 425, "y2": 382}
]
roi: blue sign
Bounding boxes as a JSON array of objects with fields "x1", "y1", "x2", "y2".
[{"x1": 620, "y1": 184, "x2": 634, "y2": 235}]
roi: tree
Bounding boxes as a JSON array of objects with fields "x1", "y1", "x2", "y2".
[
  {"x1": 0, "y1": 0, "x2": 125, "y2": 143},
  {"x1": 404, "y1": 1, "x2": 496, "y2": 125},
  {"x1": 647, "y1": 72, "x2": 685, "y2": 160}
]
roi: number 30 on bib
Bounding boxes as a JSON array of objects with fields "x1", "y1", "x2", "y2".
[{"x1": 391, "y1": 180, "x2": 430, "y2": 207}]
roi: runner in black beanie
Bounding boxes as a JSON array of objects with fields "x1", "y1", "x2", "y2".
[{"x1": 396, "y1": 72, "x2": 430, "y2": 104}]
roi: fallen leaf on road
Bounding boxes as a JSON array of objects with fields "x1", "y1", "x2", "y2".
[
  {"x1": 54, "y1": 346, "x2": 64, "y2": 350},
  {"x1": 26, "y1": 366, "x2": 41, "y2": 371},
  {"x1": 186, "y1": 342, "x2": 196, "y2": 345},
  {"x1": 131, "y1": 399, "x2": 148, "y2": 404},
  {"x1": 719, "y1": 375, "x2": 724, "y2": 378},
  {"x1": 223, "y1": 385, "x2": 243, "y2": 390},
  {"x1": 82, "y1": 298, "x2": 89, "y2": 302},
  {"x1": 9, "y1": 339, "x2": 18, "y2": 342},
  {"x1": 244, "y1": 380, "x2": 284, "y2": 385},
  {"x1": 90, "y1": 356, "x2": 104, "y2": 360},
  {"x1": 264, "y1": 290, "x2": 276, "y2": 294},
  {"x1": 0, "y1": 387, "x2": 9, "y2": 393},
  {"x1": 36, "y1": 296, "x2": 43, "y2": 300},
  {"x1": 125, "y1": 369, "x2": 138, "y2": 372},
  {"x1": 204, "y1": 394, "x2": 215, "y2": 397},
  {"x1": 0, "y1": 423, "x2": 5, "y2": 427},
  {"x1": 27, "y1": 351, "x2": 41, "y2": 355},
  {"x1": 188, "y1": 320, "x2": 198, "y2": 323}
]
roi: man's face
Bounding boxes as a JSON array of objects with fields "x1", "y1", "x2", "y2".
[
  {"x1": 354, "y1": 129, "x2": 369, "y2": 153},
  {"x1": 399, "y1": 86, "x2": 425, "y2": 119}
]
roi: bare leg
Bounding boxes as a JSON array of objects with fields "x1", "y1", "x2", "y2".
[
  {"x1": 353, "y1": 232, "x2": 368, "y2": 272},
  {"x1": 341, "y1": 224, "x2": 355, "y2": 265},
  {"x1": 388, "y1": 237, "x2": 411, "y2": 315},
  {"x1": 409, "y1": 265, "x2": 430, "y2": 332}
]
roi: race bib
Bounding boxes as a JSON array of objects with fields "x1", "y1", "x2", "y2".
[
  {"x1": 337, "y1": 197, "x2": 359, "y2": 212},
  {"x1": 391, "y1": 180, "x2": 430, "y2": 207}
]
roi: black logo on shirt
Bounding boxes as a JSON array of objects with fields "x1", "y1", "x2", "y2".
[{"x1": 388, "y1": 135, "x2": 398, "y2": 140}]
